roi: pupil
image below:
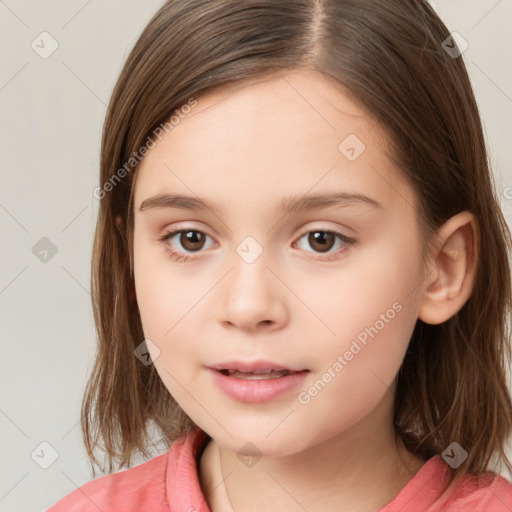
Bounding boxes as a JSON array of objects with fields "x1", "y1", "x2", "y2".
[
  {"x1": 182, "y1": 231, "x2": 204, "y2": 250},
  {"x1": 310, "y1": 231, "x2": 334, "y2": 253}
]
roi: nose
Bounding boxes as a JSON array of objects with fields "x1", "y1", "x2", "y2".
[{"x1": 218, "y1": 246, "x2": 288, "y2": 332}]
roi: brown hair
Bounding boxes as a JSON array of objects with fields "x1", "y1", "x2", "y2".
[{"x1": 83, "y1": 0, "x2": 512, "y2": 502}]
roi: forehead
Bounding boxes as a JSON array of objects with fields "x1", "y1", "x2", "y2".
[{"x1": 133, "y1": 69, "x2": 416, "y2": 216}]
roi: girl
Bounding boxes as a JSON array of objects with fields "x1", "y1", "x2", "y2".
[{"x1": 48, "y1": 0, "x2": 512, "y2": 510}]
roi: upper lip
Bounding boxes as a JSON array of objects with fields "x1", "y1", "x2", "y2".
[{"x1": 209, "y1": 360, "x2": 307, "y2": 373}]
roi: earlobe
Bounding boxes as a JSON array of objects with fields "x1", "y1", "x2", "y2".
[
  {"x1": 115, "y1": 215, "x2": 127, "y2": 243},
  {"x1": 418, "y1": 211, "x2": 479, "y2": 325}
]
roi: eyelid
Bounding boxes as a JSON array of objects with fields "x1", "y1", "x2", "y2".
[
  {"x1": 158, "y1": 221, "x2": 214, "y2": 240},
  {"x1": 296, "y1": 223, "x2": 356, "y2": 240},
  {"x1": 293, "y1": 227, "x2": 356, "y2": 261},
  {"x1": 158, "y1": 223, "x2": 356, "y2": 263},
  {"x1": 158, "y1": 222, "x2": 355, "y2": 244},
  {"x1": 158, "y1": 225, "x2": 216, "y2": 247}
]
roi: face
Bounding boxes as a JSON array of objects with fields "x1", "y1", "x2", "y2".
[{"x1": 132, "y1": 69, "x2": 427, "y2": 457}]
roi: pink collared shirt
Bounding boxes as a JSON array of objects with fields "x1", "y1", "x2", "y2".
[{"x1": 47, "y1": 427, "x2": 512, "y2": 511}]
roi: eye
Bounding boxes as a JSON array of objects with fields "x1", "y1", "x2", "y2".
[
  {"x1": 158, "y1": 227, "x2": 356, "y2": 263},
  {"x1": 158, "y1": 228, "x2": 214, "y2": 262},
  {"x1": 294, "y1": 229, "x2": 355, "y2": 260}
]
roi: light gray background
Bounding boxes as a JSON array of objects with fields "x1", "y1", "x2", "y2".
[{"x1": 1, "y1": 1, "x2": 511, "y2": 511}]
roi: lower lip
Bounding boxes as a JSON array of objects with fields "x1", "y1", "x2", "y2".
[{"x1": 209, "y1": 369, "x2": 309, "y2": 403}]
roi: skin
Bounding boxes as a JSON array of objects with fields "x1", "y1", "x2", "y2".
[{"x1": 131, "y1": 69, "x2": 478, "y2": 512}]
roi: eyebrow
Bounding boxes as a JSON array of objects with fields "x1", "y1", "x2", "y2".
[{"x1": 138, "y1": 192, "x2": 384, "y2": 214}]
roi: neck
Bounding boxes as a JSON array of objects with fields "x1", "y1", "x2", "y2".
[{"x1": 199, "y1": 393, "x2": 425, "y2": 512}]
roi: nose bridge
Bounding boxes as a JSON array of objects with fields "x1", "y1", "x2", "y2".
[
  {"x1": 219, "y1": 234, "x2": 285, "y2": 329},
  {"x1": 228, "y1": 234, "x2": 271, "y2": 300}
]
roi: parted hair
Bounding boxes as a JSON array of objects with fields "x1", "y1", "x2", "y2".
[{"x1": 83, "y1": 0, "x2": 512, "y2": 502}]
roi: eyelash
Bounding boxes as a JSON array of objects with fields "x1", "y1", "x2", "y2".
[{"x1": 158, "y1": 227, "x2": 356, "y2": 263}]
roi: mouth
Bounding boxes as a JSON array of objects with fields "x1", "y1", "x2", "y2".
[
  {"x1": 209, "y1": 363, "x2": 310, "y2": 403},
  {"x1": 209, "y1": 360, "x2": 309, "y2": 380},
  {"x1": 218, "y1": 369, "x2": 299, "y2": 380}
]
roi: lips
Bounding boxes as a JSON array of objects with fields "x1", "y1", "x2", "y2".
[
  {"x1": 222, "y1": 369, "x2": 293, "y2": 379},
  {"x1": 210, "y1": 360, "x2": 309, "y2": 379},
  {"x1": 209, "y1": 360, "x2": 306, "y2": 374},
  {"x1": 208, "y1": 362, "x2": 310, "y2": 402}
]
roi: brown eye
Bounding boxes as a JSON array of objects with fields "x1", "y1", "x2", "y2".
[
  {"x1": 307, "y1": 231, "x2": 336, "y2": 253},
  {"x1": 159, "y1": 229, "x2": 214, "y2": 256},
  {"x1": 178, "y1": 230, "x2": 207, "y2": 252},
  {"x1": 295, "y1": 229, "x2": 355, "y2": 259}
]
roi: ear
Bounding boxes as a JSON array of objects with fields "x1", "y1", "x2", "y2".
[
  {"x1": 115, "y1": 215, "x2": 126, "y2": 241},
  {"x1": 418, "y1": 211, "x2": 479, "y2": 325}
]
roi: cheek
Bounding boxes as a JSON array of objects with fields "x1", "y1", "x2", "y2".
[
  {"x1": 136, "y1": 278, "x2": 194, "y2": 361},
  {"x1": 133, "y1": 243, "x2": 211, "y2": 383},
  {"x1": 134, "y1": 236, "x2": 186, "y2": 334},
  {"x1": 296, "y1": 286, "x2": 417, "y2": 435},
  {"x1": 315, "y1": 240, "x2": 418, "y2": 330},
  {"x1": 134, "y1": 261, "x2": 205, "y2": 400},
  {"x1": 305, "y1": 238, "x2": 421, "y2": 377}
]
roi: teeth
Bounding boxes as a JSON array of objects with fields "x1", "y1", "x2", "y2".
[
  {"x1": 226, "y1": 369, "x2": 291, "y2": 379},
  {"x1": 227, "y1": 369, "x2": 273, "y2": 375}
]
